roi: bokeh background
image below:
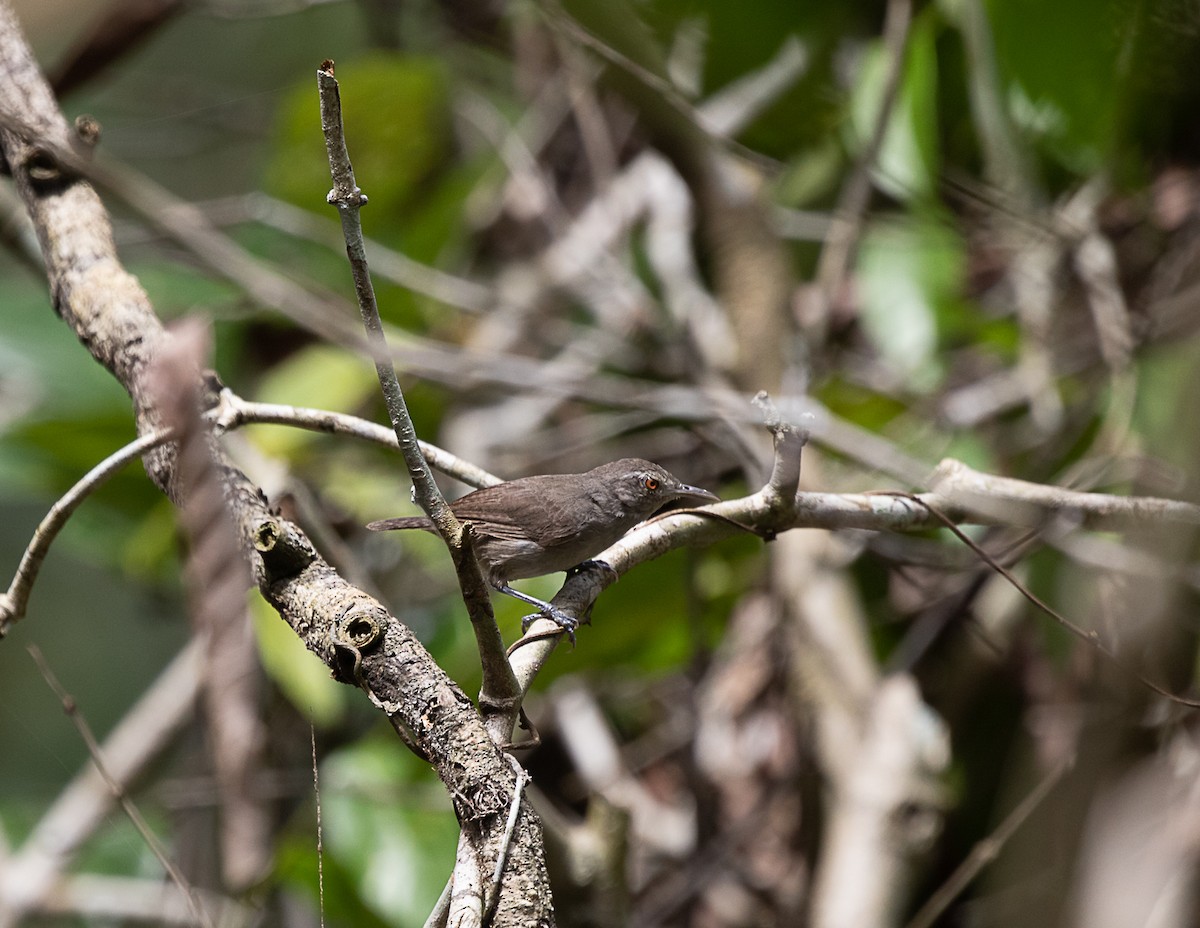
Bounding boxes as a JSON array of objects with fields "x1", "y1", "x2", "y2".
[{"x1": 4, "y1": 0, "x2": 1200, "y2": 925}]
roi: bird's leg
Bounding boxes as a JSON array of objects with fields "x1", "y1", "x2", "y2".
[
  {"x1": 566, "y1": 559, "x2": 619, "y2": 582},
  {"x1": 495, "y1": 583, "x2": 579, "y2": 644}
]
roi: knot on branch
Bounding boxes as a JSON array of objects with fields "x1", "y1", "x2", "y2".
[
  {"x1": 338, "y1": 610, "x2": 385, "y2": 652},
  {"x1": 72, "y1": 114, "x2": 101, "y2": 152},
  {"x1": 326, "y1": 186, "x2": 368, "y2": 208},
  {"x1": 330, "y1": 608, "x2": 386, "y2": 685},
  {"x1": 253, "y1": 518, "x2": 316, "y2": 581},
  {"x1": 22, "y1": 146, "x2": 75, "y2": 193}
]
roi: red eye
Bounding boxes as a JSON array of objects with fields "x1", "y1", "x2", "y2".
[{"x1": 644, "y1": 477, "x2": 659, "y2": 491}]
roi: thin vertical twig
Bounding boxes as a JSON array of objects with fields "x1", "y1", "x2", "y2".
[
  {"x1": 314, "y1": 60, "x2": 521, "y2": 738},
  {"x1": 315, "y1": 59, "x2": 453, "y2": 535},
  {"x1": 808, "y1": 0, "x2": 913, "y2": 329},
  {"x1": 312, "y1": 725, "x2": 326, "y2": 928}
]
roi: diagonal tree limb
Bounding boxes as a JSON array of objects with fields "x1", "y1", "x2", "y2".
[{"x1": 0, "y1": 6, "x2": 551, "y2": 924}]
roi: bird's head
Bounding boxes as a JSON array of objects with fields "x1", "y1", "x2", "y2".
[{"x1": 596, "y1": 458, "x2": 719, "y2": 521}]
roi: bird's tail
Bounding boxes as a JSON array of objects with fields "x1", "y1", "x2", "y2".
[{"x1": 366, "y1": 516, "x2": 437, "y2": 533}]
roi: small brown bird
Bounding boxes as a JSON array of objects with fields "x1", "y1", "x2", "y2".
[{"x1": 368, "y1": 458, "x2": 718, "y2": 637}]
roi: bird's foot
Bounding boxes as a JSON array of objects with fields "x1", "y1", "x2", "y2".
[
  {"x1": 496, "y1": 582, "x2": 581, "y2": 646},
  {"x1": 520, "y1": 605, "x2": 579, "y2": 646}
]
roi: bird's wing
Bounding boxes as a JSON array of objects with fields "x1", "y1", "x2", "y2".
[{"x1": 451, "y1": 478, "x2": 581, "y2": 546}]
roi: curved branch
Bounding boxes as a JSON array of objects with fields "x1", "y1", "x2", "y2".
[
  {"x1": 0, "y1": 428, "x2": 173, "y2": 634},
  {"x1": 211, "y1": 392, "x2": 501, "y2": 488}
]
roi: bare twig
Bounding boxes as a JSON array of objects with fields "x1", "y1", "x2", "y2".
[
  {"x1": 905, "y1": 758, "x2": 1071, "y2": 928},
  {"x1": 312, "y1": 725, "x2": 326, "y2": 928},
  {"x1": 484, "y1": 755, "x2": 531, "y2": 927},
  {"x1": 315, "y1": 60, "x2": 520, "y2": 733},
  {"x1": 900, "y1": 493, "x2": 1200, "y2": 708},
  {"x1": 0, "y1": 428, "x2": 173, "y2": 634},
  {"x1": 25, "y1": 645, "x2": 212, "y2": 928},
  {"x1": 928, "y1": 459, "x2": 1200, "y2": 532},
  {"x1": 0, "y1": 642, "x2": 204, "y2": 928},
  {"x1": 316, "y1": 62, "x2": 452, "y2": 532},
  {"x1": 211, "y1": 391, "x2": 501, "y2": 488}
]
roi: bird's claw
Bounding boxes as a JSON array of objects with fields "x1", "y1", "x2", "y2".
[{"x1": 521, "y1": 606, "x2": 579, "y2": 646}]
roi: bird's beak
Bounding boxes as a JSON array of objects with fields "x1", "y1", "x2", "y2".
[{"x1": 675, "y1": 483, "x2": 720, "y2": 505}]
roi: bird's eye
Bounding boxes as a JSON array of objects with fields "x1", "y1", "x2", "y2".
[{"x1": 643, "y1": 476, "x2": 659, "y2": 491}]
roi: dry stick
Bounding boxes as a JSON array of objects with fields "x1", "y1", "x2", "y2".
[
  {"x1": 211, "y1": 393, "x2": 501, "y2": 489},
  {"x1": 26, "y1": 645, "x2": 213, "y2": 928},
  {"x1": 314, "y1": 60, "x2": 520, "y2": 731},
  {"x1": 0, "y1": 428, "x2": 174, "y2": 634},
  {"x1": 315, "y1": 63, "x2": 453, "y2": 532},
  {"x1": 896, "y1": 493, "x2": 1200, "y2": 709},
  {"x1": 904, "y1": 759, "x2": 1070, "y2": 928}
]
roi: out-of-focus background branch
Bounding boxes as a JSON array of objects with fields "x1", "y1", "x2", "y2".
[{"x1": 4, "y1": 0, "x2": 1200, "y2": 926}]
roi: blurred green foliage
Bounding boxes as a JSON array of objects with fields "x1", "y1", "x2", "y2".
[
  {"x1": 269, "y1": 54, "x2": 452, "y2": 241},
  {"x1": 4, "y1": 0, "x2": 1200, "y2": 923}
]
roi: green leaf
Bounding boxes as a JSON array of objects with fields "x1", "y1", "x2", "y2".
[
  {"x1": 984, "y1": 0, "x2": 1124, "y2": 173},
  {"x1": 858, "y1": 214, "x2": 966, "y2": 391},
  {"x1": 320, "y1": 738, "x2": 459, "y2": 924}
]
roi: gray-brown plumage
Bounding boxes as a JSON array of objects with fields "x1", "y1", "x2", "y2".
[{"x1": 367, "y1": 458, "x2": 718, "y2": 636}]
